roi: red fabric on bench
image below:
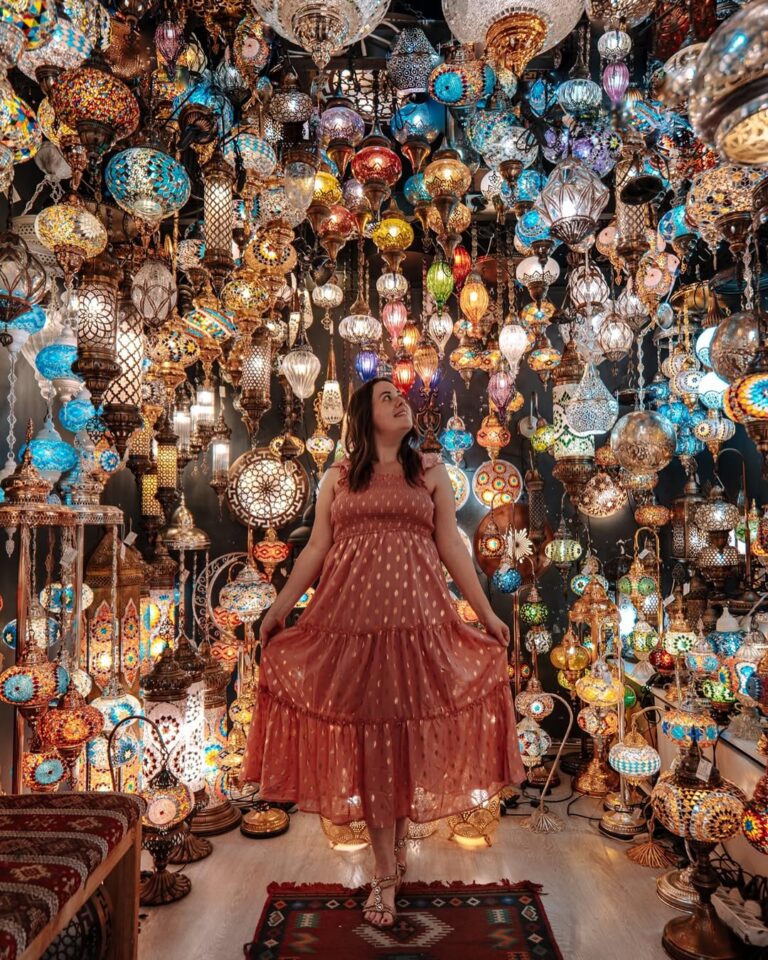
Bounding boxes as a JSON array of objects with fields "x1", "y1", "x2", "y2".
[{"x1": 0, "y1": 793, "x2": 142, "y2": 960}]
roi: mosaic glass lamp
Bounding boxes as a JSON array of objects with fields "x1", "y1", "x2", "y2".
[
  {"x1": 105, "y1": 147, "x2": 191, "y2": 225},
  {"x1": 49, "y1": 58, "x2": 140, "y2": 156}
]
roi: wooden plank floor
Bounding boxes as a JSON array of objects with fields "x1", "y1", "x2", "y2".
[{"x1": 138, "y1": 792, "x2": 673, "y2": 960}]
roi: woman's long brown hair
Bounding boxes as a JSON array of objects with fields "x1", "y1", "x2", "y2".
[{"x1": 344, "y1": 377, "x2": 422, "y2": 492}]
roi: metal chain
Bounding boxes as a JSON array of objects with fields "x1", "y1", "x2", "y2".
[
  {"x1": 7, "y1": 352, "x2": 16, "y2": 459},
  {"x1": 636, "y1": 330, "x2": 646, "y2": 409},
  {"x1": 743, "y1": 240, "x2": 755, "y2": 312}
]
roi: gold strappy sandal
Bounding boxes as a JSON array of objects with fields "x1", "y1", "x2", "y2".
[
  {"x1": 394, "y1": 835, "x2": 408, "y2": 891},
  {"x1": 363, "y1": 873, "x2": 398, "y2": 927}
]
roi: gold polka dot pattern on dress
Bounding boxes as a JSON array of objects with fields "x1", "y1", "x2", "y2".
[{"x1": 241, "y1": 451, "x2": 526, "y2": 827}]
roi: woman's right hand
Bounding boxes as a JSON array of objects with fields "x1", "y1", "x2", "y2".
[{"x1": 259, "y1": 606, "x2": 286, "y2": 647}]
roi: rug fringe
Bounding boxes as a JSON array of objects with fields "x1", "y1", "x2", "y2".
[{"x1": 265, "y1": 878, "x2": 543, "y2": 895}]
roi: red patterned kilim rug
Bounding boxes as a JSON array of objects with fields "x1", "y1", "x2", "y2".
[{"x1": 245, "y1": 879, "x2": 563, "y2": 959}]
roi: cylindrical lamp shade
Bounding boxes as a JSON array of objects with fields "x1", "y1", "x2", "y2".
[
  {"x1": 74, "y1": 257, "x2": 119, "y2": 353},
  {"x1": 103, "y1": 298, "x2": 144, "y2": 409},
  {"x1": 242, "y1": 331, "x2": 271, "y2": 394},
  {"x1": 83, "y1": 529, "x2": 143, "y2": 696},
  {"x1": 141, "y1": 469, "x2": 162, "y2": 518},
  {"x1": 202, "y1": 153, "x2": 234, "y2": 283}
]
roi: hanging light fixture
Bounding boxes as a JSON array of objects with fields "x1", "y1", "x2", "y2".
[{"x1": 536, "y1": 159, "x2": 610, "y2": 247}]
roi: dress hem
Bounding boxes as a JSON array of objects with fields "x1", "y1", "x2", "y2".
[{"x1": 247, "y1": 780, "x2": 522, "y2": 828}]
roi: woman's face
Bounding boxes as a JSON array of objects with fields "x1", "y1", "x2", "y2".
[{"x1": 370, "y1": 381, "x2": 413, "y2": 437}]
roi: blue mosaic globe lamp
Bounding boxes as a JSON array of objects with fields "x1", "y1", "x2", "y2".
[
  {"x1": 35, "y1": 325, "x2": 82, "y2": 401},
  {"x1": 22, "y1": 415, "x2": 78, "y2": 484},
  {"x1": 58, "y1": 387, "x2": 96, "y2": 434},
  {"x1": 106, "y1": 147, "x2": 191, "y2": 224}
]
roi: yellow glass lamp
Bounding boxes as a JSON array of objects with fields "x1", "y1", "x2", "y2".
[
  {"x1": 459, "y1": 270, "x2": 490, "y2": 334},
  {"x1": 371, "y1": 206, "x2": 415, "y2": 273}
]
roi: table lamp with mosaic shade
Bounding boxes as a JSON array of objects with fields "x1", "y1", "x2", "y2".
[{"x1": 651, "y1": 738, "x2": 746, "y2": 960}]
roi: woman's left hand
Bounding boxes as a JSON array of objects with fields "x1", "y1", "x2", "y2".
[{"x1": 482, "y1": 611, "x2": 510, "y2": 648}]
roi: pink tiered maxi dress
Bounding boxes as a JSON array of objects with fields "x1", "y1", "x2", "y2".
[{"x1": 242, "y1": 452, "x2": 526, "y2": 827}]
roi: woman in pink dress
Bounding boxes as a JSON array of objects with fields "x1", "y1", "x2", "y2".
[{"x1": 243, "y1": 377, "x2": 525, "y2": 927}]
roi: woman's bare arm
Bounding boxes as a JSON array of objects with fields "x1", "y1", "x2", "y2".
[
  {"x1": 264, "y1": 464, "x2": 339, "y2": 620},
  {"x1": 428, "y1": 463, "x2": 495, "y2": 623}
]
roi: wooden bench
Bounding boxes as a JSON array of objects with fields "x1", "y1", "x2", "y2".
[{"x1": 0, "y1": 792, "x2": 142, "y2": 960}]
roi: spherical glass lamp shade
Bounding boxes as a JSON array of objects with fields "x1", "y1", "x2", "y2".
[
  {"x1": 35, "y1": 326, "x2": 82, "y2": 399},
  {"x1": 695, "y1": 488, "x2": 740, "y2": 533},
  {"x1": 377, "y1": 272, "x2": 409, "y2": 302},
  {"x1": 578, "y1": 471, "x2": 628, "y2": 518},
  {"x1": 318, "y1": 102, "x2": 365, "y2": 148},
  {"x1": 558, "y1": 76, "x2": 602, "y2": 116},
  {"x1": 371, "y1": 216, "x2": 415, "y2": 255},
  {"x1": 280, "y1": 342, "x2": 321, "y2": 400},
  {"x1": 23, "y1": 415, "x2": 77, "y2": 483},
  {"x1": 443, "y1": 0, "x2": 585, "y2": 72},
  {"x1": 709, "y1": 310, "x2": 761, "y2": 383},
  {"x1": 351, "y1": 143, "x2": 402, "y2": 187},
  {"x1": 660, "y1": 704, "x2": 719, "y2": 745},
  {"x1": 105, "y1": 147, "x2": 191, "y2": 223},
  {"x1": 391, "y1": 99, "x2": 443, "y2": 145},
  {"x1": 575, "y1": 658, "x2": 624, "y2": 707},
  {"x1": 609, "y1": 736, "x2": 661, "y2": 782},
  {"x1": 698, "y1": 372, "x2": 728, "y2": 411},
  {"x1": 22, "y1": 750, "x2": 66, "y2": 792},
  {"x1": 536, "y1": 159, "x2": 609, "y2": 247},
  {"x1": 219, "y1": 563, "x2": 276, "y2": 624},
  {"x1": 652, "y1": 769, "x2": 746, "y2": 843},
  {"x1": 424, "y1": 149, "x2": 472, "y2": 201},
  {"x1": 491, "y1": 563, "x2": 522, "y2": 594},
  {"x1": 254, "y1": 0, "x2": 390, "y2": 69},
  {"x1": 427, "y1": 46, "x2": 495, "y2": 107},
  {"x1": 223, "y1": 128, "x2": 276, "y2": 178},
  {"x1": 404, "y1": 172, "x2": 432, "y2": 207},
  {"x1": 91, "y1": 686, "x2": 142, "y2": 733},
  {"x1": 311, "y1": 281, "x2": 344, "y2": 312},
  {"x1": 610, "y1": 410, "x2": 676, "y2": 474},
  {"x1": 34, "y1": 200, "x2": 107, "y2": 276},
  {"x1": 480, "y1": 120, "x2": 538, "y2": 171},
  {"x1": 517, "y1": 716, "x2": 552, "y2": 767},
  {"x1": 426, "y1": 259, "x2": 454, "y2": 310},
  {"x1": 519, "y1": 588, "x2": 548, "y2": 626},
  {"x1": 688, "y1": 1, "x2": 768, "y2": 166},
  {"x1": 0, "y1": 76, "x2": 40, "y2": 162},
  {"x1": 50, "y1": 62, "x2": 140, "y2": 152},
  {"x1": 0, "y1": 650, "x2": 58, "y2": 707},
  {"x1": 545, "y1": 532, "x2": 583, "y2": 565}
]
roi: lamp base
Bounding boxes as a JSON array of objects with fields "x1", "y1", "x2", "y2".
[
  {"x1": 140, "y1": 868, "x2": 192, "y2": 906},
  {"x1": 191, "y1": 797, "x2": 242, "y2": 836},
  {"x1": 240, "y1": 803, "x2": 291, "y2": 839},
  {"x1": 526, "y1": 763, "x2": 560, "y2": 792},
  {"x1": 661, "y1": 903, "x2": 742, "y2": 960},
  {"x1": 657, "y1": 865, "x2": 698, "y2": 912},
  {"x1": 168, "y1": 825, "x2": 213, "y2": 864},
  {"x1": 599, "y1": 806, "x2": 647, "y2": 840},
  {"x1": 573, "y1": 757, "x2": 619, "y2": 797}
]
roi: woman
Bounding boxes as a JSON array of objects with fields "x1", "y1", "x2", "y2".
[{"x1": 243, "y1": 377, "x2": 525, "y2": 927}]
